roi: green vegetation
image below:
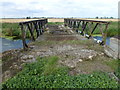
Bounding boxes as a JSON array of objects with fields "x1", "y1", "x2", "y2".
[
  {"x1": 42, "y1": 56, "x2": 59, "y2": 75},
  {"x1": 47, "y1": 22, "x2": 64, "y2": 25},
  {"x1": 2, "y1": 56, "x2": 118, "y2": 88},
  {"x1": 104, "y1": 59, "x2": 120, "y2": 82},
  {"x1": 93, "y1": 22, "x2": 118, "y2": 37},
  {"x1": 78, "y1": 21, "x2": 118, "y2": 37},
  {"x1": 107, "y1": 22, "x2": 118, "y2": 37},
  {"x1": 1, "y1": 23, "x2": 32, "y2": 39},
  {"x1": 1, "y1": 23, "x2": 21, "y2": 39},
  {"x1": 104, "y1": 59, "x2": 118, "y2": 70},
  {"x1": 114, "y1": 60, "x2": 120, "y2": 79}
]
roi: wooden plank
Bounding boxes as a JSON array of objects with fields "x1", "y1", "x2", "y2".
[
  {"x1": 27, "y1": 23, "x2": 35, "y2": 41},
  {"x1": 77, "y1": 21, "x2": 81, "y2": 28},
  {"x1": 81, "y1": 22, "x2": 88, "y2": 35},
  {"x1": 19, "y1": 19, "x2": 48, "y2": 51},
  {"x1": 64, "y1": 18, "x2": 110, "y2": 24},
  {"x1": 90, "y1": 23, "x2": 99, "y2": 35},
  {"x1": 19, "y1": 19, "x2": 47, "y2": 25},
  {"x1": 102, "y1": 24, "x2": 109, "y2": 45},
  {"x1": 20, "y1": 24, "x2": 28, "y2": 50},
  {"x1": 33, "y1": 22, "x2": 39, "y2": 37}
]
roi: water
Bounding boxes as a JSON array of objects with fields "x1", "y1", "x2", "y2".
[
  {"x1": 1, "y1": 38, "x2": 31, "y2": 53},
  {"x1": 93, "y1": 36, "x2": 110, "y2": 45}
]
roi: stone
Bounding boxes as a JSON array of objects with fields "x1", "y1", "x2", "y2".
[
  {"x1": 4, "y1": 71, "x2": 11, "y2": 80},
  {"x1": 79, "y1": 59, "x2": 83, "y2": 62},
  {"x1": 9, "y1": 66, "x2": 13, "y2": 69},
  {"x1": 23, "y1": 58, "x2": 36, "y2": 63},
  {"x1": 70, "y1": 65, "x2": 75, "y2": 68},
  {"x1": 88, "y1": 56, "x2": 93, "y2": 60},
  {"x1": 14, "y1": 65, "x2": 18, "y2": 68},
  {"x1": 21, "y1": 55, "x2": 34, "y2": 60}
]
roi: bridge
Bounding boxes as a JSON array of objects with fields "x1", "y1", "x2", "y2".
[{"x1": 19, "y1": 18, "x2": 110, "y2": 50}]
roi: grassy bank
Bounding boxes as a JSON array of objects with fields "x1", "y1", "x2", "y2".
[
  {"x1": 1, "y1": 23, "x2": 21, "y2": 39},
  {"x1": 2, "y1": 56, "x2": 118, "y2": 88}
]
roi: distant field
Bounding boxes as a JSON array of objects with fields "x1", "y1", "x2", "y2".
[
  {"x1": 0, "y1": 18, "x2": 64, "y2": 23},
  {"x1": 0, "y1": 18, "x2": 118, "y2": 23},
  {"x1": 0, "y1": 19, "x2": 41, "y2": 23}
]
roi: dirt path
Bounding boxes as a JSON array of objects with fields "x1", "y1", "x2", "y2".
[{"x1": 2, "y1": 24, "x2": 114, "y2": 82}]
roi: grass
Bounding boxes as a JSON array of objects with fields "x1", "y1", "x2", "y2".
[
  {"x1": 78, "y1": 21, "x2": 118, "y2": 37},
  {"x1": 47, "y1": 22, "x2": 64, "y2": 25},
  {"x1": 1, "y1": 23, "x2": 36, "y2": 39},
  {"x1": 93, "y1": 22, "x2": 118, "y2": 37},
  {"x1": 1, "y1": 23, "x2": 21, "y2": 39},
  {"x1": 42, "y1": 56, "x2": 59, "y2": 75},
  {"x1": 104, "y1": 59, "x2": 120, "y2": 79},
  {"x1": 2, "y1": 56, "x2": 118, "y2": 88},
  {"x1": 104, "y1": 59, "x2": 118, "y2": 70}
]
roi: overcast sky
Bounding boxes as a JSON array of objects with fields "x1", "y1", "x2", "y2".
[{"x1": 0, "y1": 0, "x2": 119, "y2": 18}]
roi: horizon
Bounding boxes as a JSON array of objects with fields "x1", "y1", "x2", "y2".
[{"x1": 0, "y1": 16, "x2": 118, "y2": 19}]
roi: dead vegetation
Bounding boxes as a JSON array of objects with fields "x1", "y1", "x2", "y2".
[{"x1": 0, "y1": 18, "x2": 118, "y2": 23}]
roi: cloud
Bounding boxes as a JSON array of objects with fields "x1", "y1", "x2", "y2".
[{"x1": 0, "y1": 0, "x2": 119, "y2": 18}]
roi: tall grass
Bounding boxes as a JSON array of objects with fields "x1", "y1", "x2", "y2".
[
  {"x1": 93, "y1": 22, "x2": 118, "y2": 37},
  {"x1": 78, "y1": 21, "x2": 118, "y2": 37},
  {"x1": 47, "y1": 22, "x2": 64, "y2": 25},
  {"x1": 1, "y1": 23, "x2": 21, "y2": 38},
  {"x1": 42, "y1": 56, "x2": 59, "y2": 75},
  {"x1": 1, "y1": 23, "x2": 33, "y2": 39}
]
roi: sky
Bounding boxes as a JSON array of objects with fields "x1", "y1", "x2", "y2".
[{"x1": 0, "y1": 0, "x2": 119, "y2": 18}]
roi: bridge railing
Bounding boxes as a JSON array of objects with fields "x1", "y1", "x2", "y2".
[
  {"x1": 64, "y1": 18, "x2": 110, "y2": 45},
  {"x1": 19, "y1": 19, "x2": 48, "y2": 50}
]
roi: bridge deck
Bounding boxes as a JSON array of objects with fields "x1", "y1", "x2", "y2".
[{"x1": 36, "y1": 24, "x2": 88, "y2": 41}]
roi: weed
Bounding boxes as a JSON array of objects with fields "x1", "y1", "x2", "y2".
[{"x1": 2, "y1": 56, "x2": 118, "y2": 88}]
